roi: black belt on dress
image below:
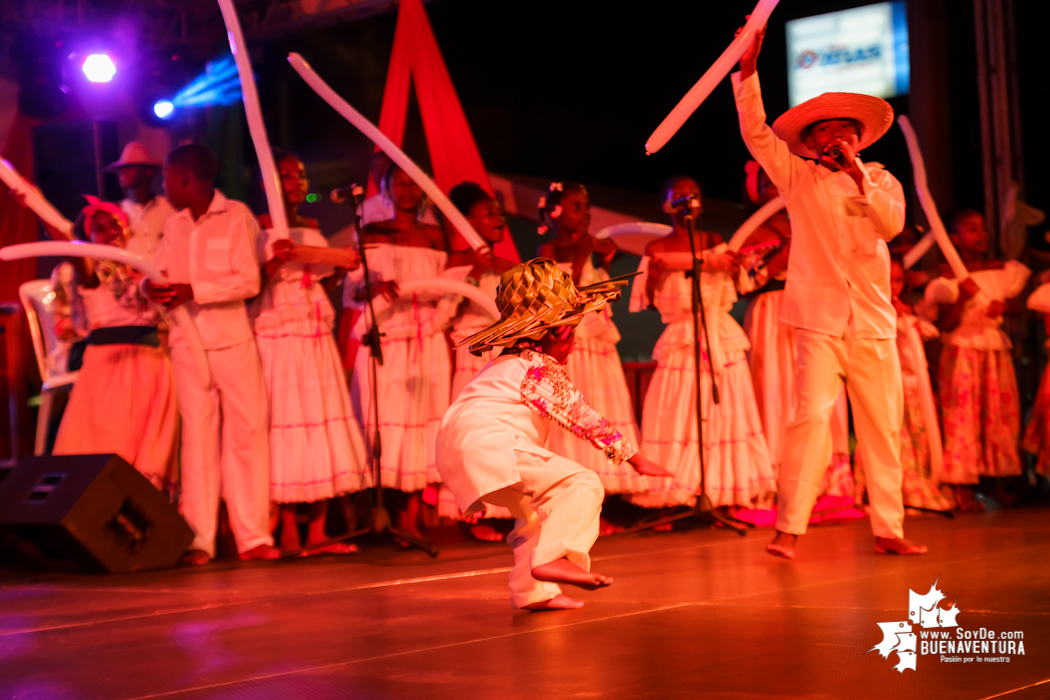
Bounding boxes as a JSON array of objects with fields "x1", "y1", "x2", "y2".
[{"x1": 86, "y1": 326, "x2": 160, "y2": 347}]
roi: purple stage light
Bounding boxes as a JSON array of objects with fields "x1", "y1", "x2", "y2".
[{"x1": 82, "y1": 54, "x2": 116, "y2": 83}]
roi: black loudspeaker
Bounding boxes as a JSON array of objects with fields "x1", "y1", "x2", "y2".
[
  {"x1": 0, "y1": 454, "x2": 193, "y2": 573},
  {"x1": 32, "y1": 119, "x2": 122, "y2": 225}
]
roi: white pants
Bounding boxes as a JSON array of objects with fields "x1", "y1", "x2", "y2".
[
  {"x1": 777, "y1": 326, "x2": 905, "y2": 539},
  {"x1": 482, "y1": 448, "x2": 605, "y2": 609},
  {"x1": 172, "y1": 340, "x2": 273, "y2": 556}
]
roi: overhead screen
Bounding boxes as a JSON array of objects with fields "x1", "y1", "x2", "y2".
[{"x1": 785, "y1": 1, "x2": 910, "y2": 107}]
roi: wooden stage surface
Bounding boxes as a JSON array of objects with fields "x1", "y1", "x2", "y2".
[{"x1": 1, "y1": 506, "x2": 1048, "y2": 699}]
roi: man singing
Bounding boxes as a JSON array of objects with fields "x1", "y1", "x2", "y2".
[{"x1": 733, "y1": 26, "x2": 927, "y2": 559}]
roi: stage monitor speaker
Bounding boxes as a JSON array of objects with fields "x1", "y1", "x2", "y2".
[
  {"x1": 31, "y1": 119, "x2": 122, "y2": 226},
  {"x1": 0, "y1": 454, "x2": 193, "y2": 573}
]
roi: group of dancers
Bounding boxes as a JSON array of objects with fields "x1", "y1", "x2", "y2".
[{"x1": 9, "y1": 25, "x2": 1049, "y2": 609}]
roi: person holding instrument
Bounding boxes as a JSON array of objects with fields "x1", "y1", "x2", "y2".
[
  {"x1": 255, "y1": 151, "x2": 368, "y2": 554},
  {"x1": 734, "y1": 24, "x2": 926, "y2": 559}
]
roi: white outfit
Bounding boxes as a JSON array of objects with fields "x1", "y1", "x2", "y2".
[
  {"x1": 744, "y1": 287, "x2": 853, "y2": 498},
  {"x1": 924, "y1": 262, "x2": 1030, "y2": 351},
  {"x1": 629, "y1": 249, "x2": 775, "y2": 508},
  {"x1": 437, "y1": 349, "x2": 633, "y2": 608},
  {"x1": 253, "y1": 228, "x2": 369, "y2": 503},
  {"x1": 121, "y1": 195, "x2": 174, "y2": 261},
  {"x1": 545, "y1": 258, "x2": 645, "y2": 494},
  {"x1": 344, "y1": 244, "x2": 454, "y2": 492},
  {"x1": 734, "y1": 70, "x2": 907, "y2": 539},
  {"x1": 154, "y1": 190, "x2": 272, "y2": 557}
]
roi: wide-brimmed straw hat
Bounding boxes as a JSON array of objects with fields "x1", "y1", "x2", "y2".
[
  {"x1": 104, "y1": 142, "x2": 161, "y2": 171},
  {"x1": 461, "y1": 258, "x2": 635, "y2": 354},
  {"x1": 771, "y1": 92, "x2": 894, "y2": 160}
]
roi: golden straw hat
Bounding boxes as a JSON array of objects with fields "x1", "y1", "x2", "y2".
[
  {"x1": 771, "y1": 92, "x2": 894, "y2": 160},
  {"x1": 461, "y1": 258, "x2": 635, "y2": 354}
]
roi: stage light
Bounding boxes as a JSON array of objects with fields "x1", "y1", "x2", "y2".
[
  {"x1": 82, "y1": 54, "x2": 116, "y2": 83},
  {"x1": 153, "y1": 100, "x2": 175, "y2": 120}
]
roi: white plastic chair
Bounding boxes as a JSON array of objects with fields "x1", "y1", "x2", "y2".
[{"x1": 19, "y1": 279, "x2": 79, "y2": 455}]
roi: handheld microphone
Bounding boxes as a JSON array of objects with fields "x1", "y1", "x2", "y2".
[
  {"x1": 824, "y1": 143, "x2": 848, "y2": 168},
  {"x1": 331, "y1": 183, "x2": 364, "y2": 204},
  {"x1": 662, "y1": 194, "x2": 699, "y2": 214}
]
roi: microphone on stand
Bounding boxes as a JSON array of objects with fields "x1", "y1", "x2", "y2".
[
  {"x1": 662, "y1": 194, "x2": 699, "y2": 214},
  {"x1": 331, "y1": 183, "x2": 365, "y2": 204}
]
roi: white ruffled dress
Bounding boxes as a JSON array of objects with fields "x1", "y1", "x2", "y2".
[
  {"x1": 253, "y1": 228, "x2": 369, "y2": 503},
  {"x1": 629, "y1": 246, "x2": 775, "y2": 508}
]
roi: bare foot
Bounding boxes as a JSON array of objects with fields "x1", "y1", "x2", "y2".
[
  {"x1": 766, "y1": 531, "x2": 797, "y2": 559},
  {"x1": 875, "y1": 537, "x2": 928, "y2": 555},
  {"x1": 522, "y1": 594, "x2": 584, "y2": 611},
  {"x1": 239, "y1": 544, "x2": 281, "y2": 561},
  {"x1": 470, "y1": 523, "x2": 504, "y2": 542},
  {"x1": 531, "y1": 557, "x2": 613, "y2": 590},
  {"x1": 180, "y1": 549, "x2": 211, "y2": 567},
  {"x1": 301, "y1": 542, "x2": 359, "y2": 556},
  {"x1": 599, "y1": 517, "x2": 623, "y2": 536}
]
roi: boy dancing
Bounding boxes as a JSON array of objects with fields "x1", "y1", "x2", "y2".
[
  {"x1": 437, "y1": 259, "x2": 667, "y2": 610},
  {"x1": 733, "y1": 27, "x2": 926, "y2": 558}
]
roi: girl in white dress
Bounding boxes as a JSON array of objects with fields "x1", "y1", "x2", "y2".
[
  {"x1": 924, "y1": 210, "x2": 1029, "y2": 510},
  {"x1": 630, "y1": 176, "x2": 775, "y2": 511},
  {"x1": 255, "y1": 152, "x2": 369, "y2": 553},
  {"x1": 345, "y1": 165, "x2": 453, "y2": 538},
  {"x1": 536, "y1": 183, "x2": 646, "y2": 503}
]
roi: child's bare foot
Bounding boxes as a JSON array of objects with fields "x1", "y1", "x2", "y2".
[
  {"x1": 180, "y1": 549, "x2": 211, "y2": 566},
  {"x1": 301, "y1": 542, "x2": 359, "y2": 556},
  {"x1": 531, "y1": 557, "x2": 613, "y2": 590},
  {"x1": 875, "y1": 537, "x2": 928, "y2": 555},
  {"x1": 470, "y1": 523, "x2": 504, "y2": 542},
  {"x1": 766, "y1": 531, "x2": 797, "y2": 559},
  {"x1": 240, "y1": 544, "x2": 281, "y2": 560},
  {"x1": 522, "y1": 594, "x2": 584, "y2": 611}
]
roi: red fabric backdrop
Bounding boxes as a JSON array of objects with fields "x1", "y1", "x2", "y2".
[
  {"x1": 0, "y1": 112, "x2": 44, "y2": 301},
  {"x1": 374, "y1": 0, "x2": 520, "y2": 262}
]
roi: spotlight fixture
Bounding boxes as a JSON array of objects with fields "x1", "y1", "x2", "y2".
[
  {"x1": 153, "y1": 100, "x2": 175, "y2": 120},
  {"x1": 82, "y1": 54, "x2": 116, "y2": 83}
]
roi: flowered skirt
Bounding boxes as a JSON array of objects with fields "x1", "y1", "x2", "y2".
[
  {"x1": 938, "y1": 345, "x2": 1021, "y2": 484},
  {"x1": 857, "y1": 378, "x2": 955, "y2": 510},
  {"x1": 1022, "y1": 363, "x2": 1050, "y2": 477}
]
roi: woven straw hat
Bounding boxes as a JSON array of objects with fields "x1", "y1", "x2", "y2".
[
  {"x1": 461, "y1": 258, "x2": 634, "y2": 354},
  {"x1": 771, "y1": 92, "x2": 893, "y2": 160}
]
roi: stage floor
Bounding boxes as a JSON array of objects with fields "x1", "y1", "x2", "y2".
[{"x1": 1, "y1": 507, "x2": 1049, "y2": 699}]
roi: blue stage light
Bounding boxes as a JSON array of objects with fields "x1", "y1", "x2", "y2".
[
  {"x1": 170, "y1": 55, "x2": 242, "y2": 109},
  {"x1": 82, "y1": 54, "x2": 116, "y2": 83},
  {"x1": 153, "y1": 100, "x2": 175, "y2": 120}
]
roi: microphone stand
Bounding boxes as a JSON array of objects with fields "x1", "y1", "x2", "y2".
[
  {"x1": 619, "y1": 207, "x2": 749, "y2": 537},
  {"x1": 284, "y1": 184, "x2": 437, "y2": 558}
]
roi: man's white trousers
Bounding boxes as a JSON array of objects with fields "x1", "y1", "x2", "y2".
[
  {"x1": 777, "y1": 326, "x2": 905, "y2": 539},
  {"x1": 172, "y1": 340, "x2": 273, "y2": 556}
]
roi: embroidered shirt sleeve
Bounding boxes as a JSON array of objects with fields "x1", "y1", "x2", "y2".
[{"x1": 518, "y1": 350, "x2": 637, "y2": 463}]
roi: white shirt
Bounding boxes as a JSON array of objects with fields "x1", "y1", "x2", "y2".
[
  {"x1": 437, "y1": 349, "x2": 635, "y2": 514},
  {"x1": 153, "y1": 190, "x2": 261, "y2": 350},
  {"x1": 121, "y1": 196, "x2": 175, "y2": 261},
  {"x1": 733, "y1": 71, "x2": 906, "y2": 339}
]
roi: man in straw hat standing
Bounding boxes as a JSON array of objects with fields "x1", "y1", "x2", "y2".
[
  {"x1": 105, "y1": 142, "x2": 174, "y2": 261},
  {"x1": 733, "y1": 26, "x2": 926, "y2": 559},
  {"x1": 437, "y1": 259, "x2": 668, "y2": 611}
]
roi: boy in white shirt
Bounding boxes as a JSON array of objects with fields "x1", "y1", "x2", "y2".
[
  {"x1": 734, "y1": 26, "x2": 926, "y2": 559},
  {"x1": 147, "y1": 144, "x2": 277, "y2": 565}
]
